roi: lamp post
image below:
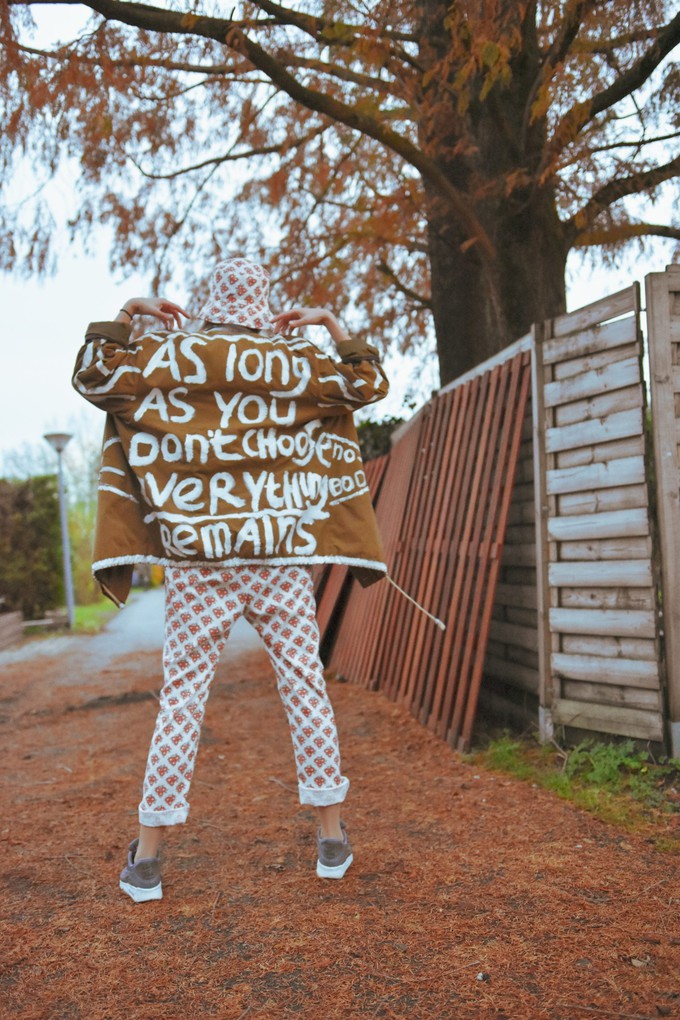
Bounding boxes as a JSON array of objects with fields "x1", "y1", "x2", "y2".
[{"x1": 43, "y1": 432, "x2": 75, "y2": 629}]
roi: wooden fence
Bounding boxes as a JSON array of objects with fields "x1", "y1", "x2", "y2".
[
  {"x1": 533, "y1": 285, "x2": 664, "y2": 744},
  {"x1": 480, "y1": 398, "x2": 540, "y2": 729},
  {"x1": 317, "y1": 266, "x2": 680, "y2": 753},
  {"x1": 647, "y1": 265, "x2": 680, "y2": 756},
  {"x1": 0, "y1": 612, "x2": 23, "y2": 651},
  {"x1": 319, "y1": 342, "x2": 533, "y2": 750}
]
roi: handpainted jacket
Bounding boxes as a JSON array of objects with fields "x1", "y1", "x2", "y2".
[{"x1": 72, "y1": 320, "x2": 389, "y2": 606}]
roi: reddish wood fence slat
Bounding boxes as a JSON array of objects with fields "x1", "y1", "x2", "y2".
[
  {"x1": 324, "y1": 414, "x2": 426, "y2": 688},
  {"x1": 319, "y1": 346, "x2": 532, "y2": 750}
]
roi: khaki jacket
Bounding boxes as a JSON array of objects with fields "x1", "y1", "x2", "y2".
[{"x1": 73, "y1": 320, "x2": 389, "y2": 605}]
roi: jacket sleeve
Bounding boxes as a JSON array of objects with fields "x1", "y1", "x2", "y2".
[
  {"x1": 305, "y1": 337, "x2": 389, "y2": 410},
  {"x1": 72, "y1": 321, "x2": 143, "y2": 416}
]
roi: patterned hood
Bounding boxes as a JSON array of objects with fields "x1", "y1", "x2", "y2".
[{"x1": 198, "y1": 258, "x2": 274, "y2": 330}]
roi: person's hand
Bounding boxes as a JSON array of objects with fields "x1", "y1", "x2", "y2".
[
  {"x1": 116, "y1": 297, "x2": 190, "y2": 329},
  {"x1": 272, "y1": 307, "x2": 330, "y2": 332},
  {"x1": 272, "y1": 307, "x2": 350, "y2": 345}
]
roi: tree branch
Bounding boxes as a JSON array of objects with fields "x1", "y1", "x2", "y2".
[
  {"x1": 523, "y1": 1, "x2": 598, "y2": 145},
  {"x1": 249, "y1": 0, "x2": 417, "y2": 44},
  {"x1": 248, "y1": 0, "x2": 421, "y2": 87},
  {"x1": 285, "y1": 55, "x2": 392, "y2": 94},
  {"x1": 556, "y1": 131, "x2": 680, "y2": 170},
  {"x1": 568, "y1": 154, "x2": 680, "y2": 234},
  {"x1": 9, "y1": 2, "x2": 278, "y2": 31},
  {"x1": 18, "y1": 39, "x2": 399, "y2": 98},
  {"x1": 17, "y1": 41, "x2": 243, "y2": 75},
  {"x1": 128, "y1": 123, "x2": 327, "y2": 179},
  {"x1": 11, "y1": 0, "x2": 493, "y2": 261},
  {"x1": 528, "y1": 0, "x2": 597, "y2": 107},
  {"x1": 244, "y1": 0, "x2": 344, "y2": 47},
  {"x1": 152, "y1": 160, "x2": 221, "y2": 284},
  {"x1": 574, "y1": 222, "x2": 680, "y2": 246},
  {"x1": 377, "y1": 259, "x2": 430, "y2": 306},
  {"x1": 544, "y1": 9, "x2": 680, "y2": 169},
  {"x1": 578, "y1": 27, "x2": 660, "y2": 54}
]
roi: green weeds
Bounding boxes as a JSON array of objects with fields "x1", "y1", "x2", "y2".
[{"x1": 468, "y1": 734, "x2": 679, "y2": 850}]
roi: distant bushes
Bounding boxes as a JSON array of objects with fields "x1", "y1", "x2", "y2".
[
  {"x1": 0, "y1": 475, "x2": 63, "y2": 619},
  {"x1": 356, "y1": 416, "x2": 404, "y2": 461}
]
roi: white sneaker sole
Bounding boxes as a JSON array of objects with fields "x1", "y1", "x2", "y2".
[
  {"x1": 316, "y1": 853, "x2": 353, "y2": 879},
  {"x1": 119, "y1": 878, "x2": 163, "y2": 903}
]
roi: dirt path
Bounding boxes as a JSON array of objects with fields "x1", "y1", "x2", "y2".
[{"x1": 1, "y1": 595, "x2": 678, "y2": 1020}]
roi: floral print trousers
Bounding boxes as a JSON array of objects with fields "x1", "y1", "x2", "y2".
[{"x1": 138, "y1": 564, "x2": 349, "y2": 826}]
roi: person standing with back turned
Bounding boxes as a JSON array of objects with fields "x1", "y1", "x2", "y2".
[{"x1": 72, "y1": 257, "x2": 389, "y2": 902}]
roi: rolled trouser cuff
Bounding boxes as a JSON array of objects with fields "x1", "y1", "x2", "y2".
[
  {"x1": 138, "y1": 806, "x2": 189, "y2": 827},
  {"x1": 298, "y1": 776, "x2": 350, "y2": 807}
]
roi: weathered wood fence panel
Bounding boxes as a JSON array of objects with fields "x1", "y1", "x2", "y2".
[
  {"x1": 646, "y1": 265, "x2": 680, "y2": 756},
  {"x1": 534, "y1": 285, "x2": 664, "y2": 743},
  {"x1": 317, "y1": 268, "x2": 680, "y2": 751}
]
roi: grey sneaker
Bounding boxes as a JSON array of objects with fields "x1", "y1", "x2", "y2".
[
  {"x1": 119, "y1": 838, "x2": 163, "y2": 903},
  {"x1": 316, "y1": 822, "x2": 353, "y2": 879}
]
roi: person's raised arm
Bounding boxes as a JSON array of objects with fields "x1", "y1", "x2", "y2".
[
  {"x1": 115, "y1": 297, "x2": 189, "y2": 329},
  {"x1": 272, "y1": 306, "x2": 350, "y2": 347},
  {"x1": 272, "y1": 305, "x2": 389, "y2": 410},
  {"x1": 73, "y1": 296, "x2": 189, "y2": 415}
]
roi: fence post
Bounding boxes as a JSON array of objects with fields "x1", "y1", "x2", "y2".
[
  {"x1": 646, "y1": 265, "x2": 680, "y2": 757},
  {"x1": 531, "y1": 322, "x2": 554, "y2": 741}
]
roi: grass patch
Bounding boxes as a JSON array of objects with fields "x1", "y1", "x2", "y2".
[
  {"x1": 73, "y1": 598, "x2": 118, "y2": 633},
  {"x1": 467, "y1": 733, "x2": 680, "y2": 851}
]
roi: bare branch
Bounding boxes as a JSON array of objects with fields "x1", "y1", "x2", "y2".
[
  {"x1": 128, "y1": 124, "x2": 327, "y2": 179},
  {"x1": 568, "y1": 153, "x2": 680, "y2": 235},
  {"x1": 527, "y1": 0, "x2": 597, "y2": 116},
  {"x1": 248, "y1": 0, "x2": 417, "y2": 44},
  {"x1": 246, "y1": 0, "x2": 347, "y2": 46},
  {"x1": 377, "y1": 259, "x2": 430, "y2": 306},
  {"x1": 574, "y1": 222, "x2": 680, "y2": 246},
  {"x1": 545, "y1": 9, "x2": 680, "y2": 169},
  {"x1": 575, "y1": 27, "x2": 661, "y2": 55},
  {"x1": 556, "y1": 131, "x2": 680, "y2": 170},
  {"x1": 10, "y1": 3, "x2": 278, "y2": 31},
  {"x1": 152, "y1": 161, "x2": 221, "y2": 283},
  {"x1": 17, "y1": 41, "x2": 242, "y2": 75},
  {"x1": 285, "y1": 55, "x2": 391, "y2": 93}
]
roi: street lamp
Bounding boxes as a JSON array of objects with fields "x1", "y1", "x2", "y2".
[{"x1": 43, "y1": 432, "x2": 75, "y2": 629}]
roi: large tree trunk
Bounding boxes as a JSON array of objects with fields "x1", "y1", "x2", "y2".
[
  {"x1": 419, "y1": 0, "x2": 570, "y2": 386},
  {"x1": 426, "y1": 188, "x2": 569, "y2": 385}
]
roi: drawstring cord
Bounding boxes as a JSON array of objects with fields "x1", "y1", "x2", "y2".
[{"x1": 386, "y1": 574, "x2": 446, "y2": 631}]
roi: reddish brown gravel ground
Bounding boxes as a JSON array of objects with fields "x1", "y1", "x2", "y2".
[{"x1": 1, "y1": 628, "x2": 678, "y2": 1020}]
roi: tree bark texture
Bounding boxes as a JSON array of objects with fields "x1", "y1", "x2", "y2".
[{"x1": 419, "y1": 0, "x2": 569, "y2": 384}]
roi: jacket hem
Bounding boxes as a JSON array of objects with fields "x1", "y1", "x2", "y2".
[{"x1": 94, "y1": 554, "x2": 387, "y2": 573}]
